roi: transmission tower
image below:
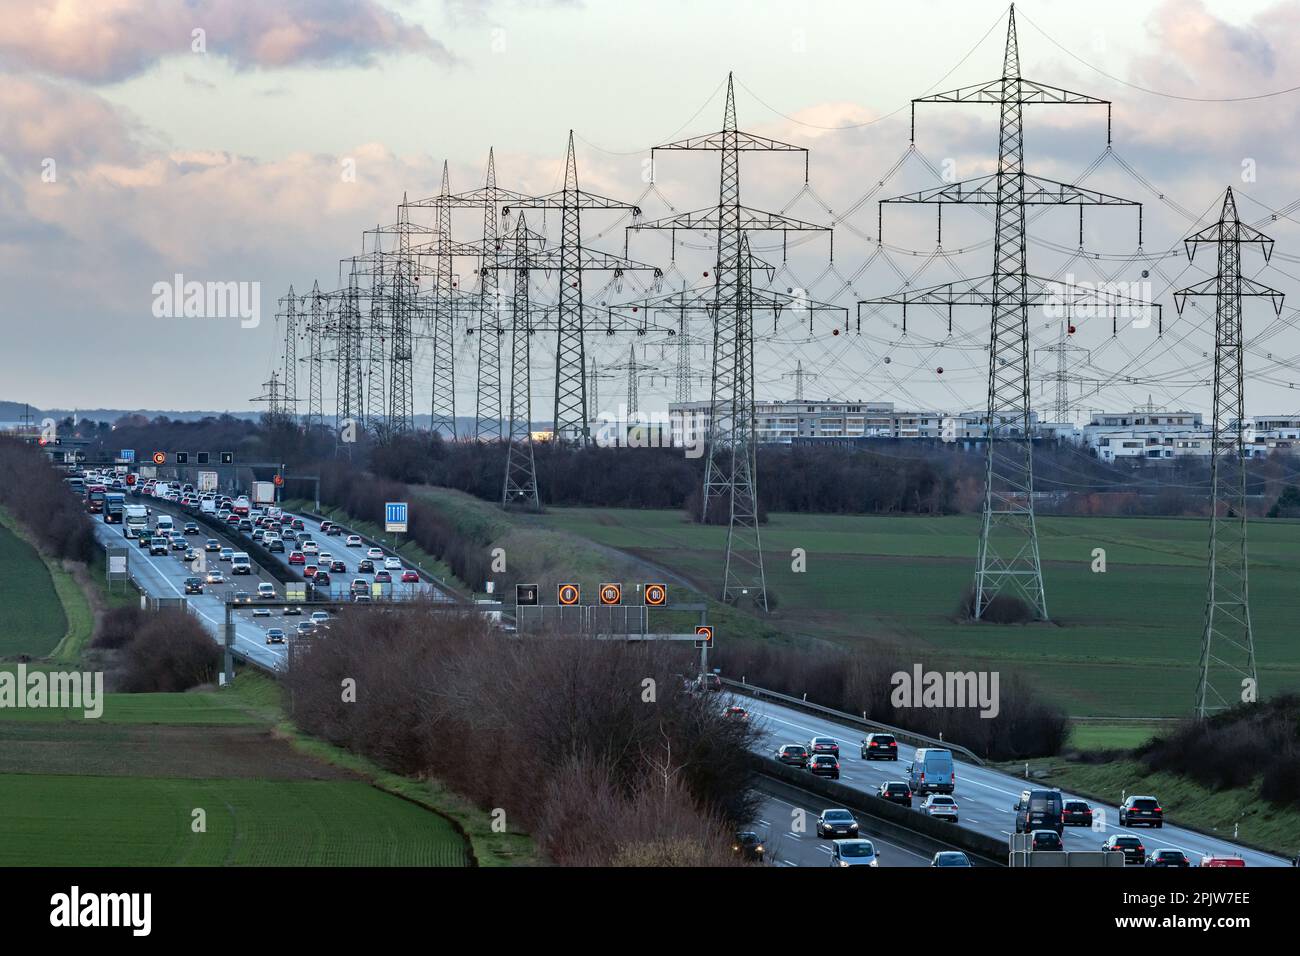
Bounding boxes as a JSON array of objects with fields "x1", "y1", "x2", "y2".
[
  {"x1": 364, "y1": 227, "x2": 388, "y2": 435},
  {"x1": 502, "y1": 213, "x2": 540, "y2": 509},
  {"x1": 385, "y1": 196, "x2": 418, "y2": 434},
  {"x1": 252, "y1": 371, "x2": 294, "y2": 426},
  {"x1": 628, "y1": 74, "x2": 832, "y2": 610},
  {"x1": 782, "y1": 360, "x2": 818, "y2": 402},
  {"x1": 605, "y1": 344, "x2": 660, "y2": 418},
  {"x1": 506, "y1": 132, "x2": 654, "y2": 445},
  {"x1": 279, "y1": 286, "x2": 299, "y2": 421},
  {"x1": 1035, "y1": 321, "x2": 1090, "y2": 424},
  {"x1": 304, "y1": 280, "x2": 326, "y2": 429},
  {"x1": 1174, "y1": 188, "x2": 1283, "y2": 718},
  {"x1": 863, "y1": 5, "x2": 1147, "y2": 621},
  {"x1": 334, "y1": 260, "x2": 365, "y2": 435}
]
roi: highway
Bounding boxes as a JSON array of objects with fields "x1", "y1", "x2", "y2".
[{"x1": 741, "y1": 694, "x2": 1291, "y2": 867}]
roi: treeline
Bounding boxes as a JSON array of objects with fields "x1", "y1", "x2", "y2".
[
  {"x1": 90, "y1": 606, "x2": 221, "y2": 692},
  {"x1": 711, "y1": 640, "x2": 1071, "y2": 760},
  {"x1": 282, "y1": 609, "x2": 761, "y2": 866},
  {"x1": 1134, "y1": 695, "x2": 1300, "y2": 808},
  {"x1": 0, "y1": 437, "x2": 95, "y2": 562}
]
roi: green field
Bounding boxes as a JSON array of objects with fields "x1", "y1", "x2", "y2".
[
  {"x1": 0, "y1": 774, "x2": 468, "y2": 866},
  {"x1": 426, "y1": 496, "x2": 1300, "y2": 719},
  {"x1": 0, "y1": 515, "x2": 67, "y2": 658}
]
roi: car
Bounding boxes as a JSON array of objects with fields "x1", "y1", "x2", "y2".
[
  {"x1": 375, "y1": 570, "x2": 391, "y2": 584},
  {"x1": 1030, "y1": 829, "x2": 1063, "y2": 851},
  {"x1": 137, "y1": 533, "x2": 152, "y2": 549},
  {"x1": 1015, "y1": 788, "x2": 1064, "y2": 835},
  {"x1": 1146, "y1": 849, "x2": 1192, "y2": 868},
  {"x1": 310, "y1": 611, "x2": 330, "y2": 625},
  {"x1": 350, "y1": 578, "x2": 370, "y2": 595},
  {"x1": 317, "y1": 552, "x2": 333, "y2": 564},
  {"x1": 265, "y1": 628, "x2": 286, "y2": 645},
  {"x1": 313, "y1": 571, "x2": 331, "y2": 586},
  {"x1": 325, "y1": 524, "x2": 342, "y2": 536},
  {"x1": 774, "y1": 744, "x2": 809, "y2": 767},
  {"x1": 358, "y1": 559, "x2": 374, "y2": 573},
  {"x1": 232, "y1": 591, "x2": 252, "y2": 604},
  {"x1": 725, "y1": 706, "x2": 749, "y2": 720},
  {"x1": 860, "y1": 733, "x2": 899, "y2": 760},
  {"x1": 1103, "y1": 834, "x2": 1147, "y2": 864},
  {"x1": 330, "y1": 560, "x2": 346, "y2": 573},
  {"x1": 1200, "y1": 855, "x2": 1245, "y2": 868},
  {"x1": 301, "y1": 541, "x2": 319, "y2": 555},
  {"x1": 809, "y1": 737, "x2": 840, "y2": 758},
  {"x1": 251, "y1": 529, "x2": 264, "y2": 542},
  {"x1": 224, "y1": 513, "x2": 240, "y2": 525},
  {"x1": 288, "y1": 551, "x2": 305, "y2": 565},
  {"x1": 808, "y1": 754, "x2": 840, "y2": 779},
  {"x1": 908, "y1": 748, "x2": 955, "y2": 795},
  {"x1": 732, "y1": 831, "x2": 765, "y2": 863},
  {"x1": 295, "y1": 621, "x2": 315, "y2": 637},
  {"x1": 1120, "y1": 795, "x2": 1163, "y2": 828},
  {"x1": 303, "y1": 565, "x2": 318, "y2": 579},
  {"x1": 815, "y1": 809, "x2": 859, "y2": 839},
  {"x1": 931, "y1": 851, "x2": 972, "y2": 867},
  {"x1": 401, "y1": 570, "x2": 419, "y2": 583},
  {"x1": 252, "y1": 608, "x2": 270, "y2": 618},
  {"x1": 352, "y1": 593, "x2": 372, "y2": 604},
  {"x1": 282, "y1": 605, "x2": 302, "y2": 616},
  {"x1": 921, "y1": 794, "x2": 959, "y2": 822},
  {"x1": 237, "y1": 519, "x2": 252, "y2": 532},
  {"x1": 183, "y1": 548, "x2": 199, "y2": 562},
  {"x1": 695, "y1": 673, "x2": 722, "y2": 692},
  {"x1": 267, "y1": 538, "x2": 285, "y2": 553},
  {"x1": 282, "y1": 528, "x2": 297, "y2": 541},
  {"x1": 206, "y1": 569, "x2": 225, "y2": 584},
  {"x1": 1062, "y1": 799, "x2": 1093, "y2": 827},
  {"x1": 877, "y1": 781, "x2": 912, "y2": 807},
  {"x1": 183, "y1": 522, "x2": 199, "y2": 535},
  {"x1": 204, "y1": 538, "x2": 220, "y2": 552},
  {"x1": 257, "y1": 583, "x2": 276, "y2": 599},
  {"x1": 830, "y1": 839, "x2": 879, "y2": 867},
  {"x1": 183, "y1": 577, "x2": 204, "y2": 594},
  {"x1": 346, "y1": 535, "x2": 363, "y2": 547},
  {"x1": 320, "y1": 520, "x2": 332, "y2": 533},
  {"x1": 170, "y1": 535, "x2": 187, "y2": 551},
  {"x1": 219, "y1": 548, "x2": 233, "y2": 562},
  {"x1": 366, "y1": 547, "x2": 384, "y2": 560},
  {"x1": 384, "y1": 556, "x2": 402, "y2": 571},
  {"x1": 149, "y1": 537, "x2": 169, "y2": 555},
  {"x1": 290, "y1": 518, "x2": 305, "y2": 531}
]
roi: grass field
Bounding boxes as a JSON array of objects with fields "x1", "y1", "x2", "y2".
[
  {"x1": 0, "y1": 511, "x2": 68, "y2": 659},
  {"x1": 404, "y1": 490, "x2": 1300, "y2": 719}
]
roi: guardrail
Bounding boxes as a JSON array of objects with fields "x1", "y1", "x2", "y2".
[{"x1": 724, "y1": 677, "x2": 987, "y2": 766}]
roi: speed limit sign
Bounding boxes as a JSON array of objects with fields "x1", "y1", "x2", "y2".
[{"x1": 557, "y1": 583, "x2": 580, "y2": 606}]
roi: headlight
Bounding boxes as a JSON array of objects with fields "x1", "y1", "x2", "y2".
[
  {"x1": 870, "y1": 859, "x2": 878, "y2": 867},
  {"x1": 838, "y1": 861, "x2": 849, "y2": 867},
  {"x1": 850, "y1": 823, "x2": 859, "y2": 829},
  {"x1": 755, "y1": 845, "x2": 764, "y2": 854}
]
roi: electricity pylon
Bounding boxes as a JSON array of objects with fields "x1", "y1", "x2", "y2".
[
  {"x1": 506, "y1": 132, "x2": 654, "y2": 445},
  {"x1": 862, "y1": 5, "x2": 1148, "y2": 621},
  {"x1": 628, "y1": 73, "x2": 832, "y2": 610},
  {"x1": 1034, "y1": 320, "x2": 1090, "y2": 424},
  {"x1": 1174, "y1": 187, "x2": 1283, "y2": 718},
  {"x1": 782, "y1": 360, "x2": 818, "y2": 402},
  {"x1": 363, "y1": 226, "x2": 388, "y2": 435},
  {"x1": 386, "y1": 196, "x2": 417, "y2": 433},
  {"x1": 334, "y1": 260, "x2": 365, "y2": 434},
  {"x1": 605, "y1": 344, "x2": 660, "y2": 418},
  {"x1": 304, "y1": 280, "x2": 326, "y2": 429},
  {"x1": 502, "y1": 213, "x2": 540, "y2": 509},
  {"x1": 279, "y1": 286, "x2": 299, "y2": 422}
]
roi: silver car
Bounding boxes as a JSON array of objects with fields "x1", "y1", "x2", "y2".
[{"x1": 830, "y1": 839, "x2": 879, "y2": 868}]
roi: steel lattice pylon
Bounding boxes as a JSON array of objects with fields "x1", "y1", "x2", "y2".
[
  {"x1": 628, "y1": 74, "x2": 832, "y2": 610},
  {"x1": 304, "y1": 280, "x2": 325, "y2": 429},
  {"x1": 386, "y1": 196, "x2": 416, "y2": 433},
  {"x1": 334, "y1": 260, "x2": 365, "y2": 435},
  {"x1": 364, "y1": 228, "x2": 388, "y2": 435},
  {"x1": 864, "y1": 6, "x2": 1145, "y2": 621},
  {"x1": 280, "y1": 286, "x2": 298, "y2": 419},
  {"x1": 1174, "y1": 188, "x2": 1283, "y2": 718},
  {"x1": 475, "y1": 150, "x2": 505, "y2": 441},
  {"x1": 502, "y1": 213, "x2": 540, "y2": 509},
  {"x1": 431, "y1": 163, "x2": 457, "y2": 437}
]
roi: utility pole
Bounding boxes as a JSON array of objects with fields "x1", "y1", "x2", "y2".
[
  {"x1": 628, "y1": 74, "x2": 832, "y2": 611},
  {"x1": 1174, "y1": 187, "x2": 1283, "y2": 718},
  {"x1": 506, "y1": 132, "x2": 654, "y2": 445},
  {"x1": 862, "y1": 6, "x2": 1147, "y2": 621}
]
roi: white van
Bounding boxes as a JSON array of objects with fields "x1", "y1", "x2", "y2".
[
  {"x1": 230, "y1": 552, "x2": 252, "y2": 575},
  {"x1": 155, "y1": 514, "x2": 174, "y2": 534}
]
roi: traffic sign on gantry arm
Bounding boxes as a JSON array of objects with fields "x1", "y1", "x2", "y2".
[
  {"x1": 557, "y1": 583, "x2": 580, "y2": 606},
  {"x1": 516, "y1": 584, "x2": 539, "y2": 606},
  {"x1": 694, "y1": 625, "x2": 713, "y2": 649},
  {"x1": 644, "y1": 583, "x2": 667, "y2": 606},
  {"x1": 151, "y1": 451, "x2": 166, "y2": 465},
  {"x1": 599, "y1": 583, "x2": 622, "y2": 606}
]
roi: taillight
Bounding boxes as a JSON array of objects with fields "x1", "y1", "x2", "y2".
[
  {"x1": 869, "y1": 741, "x2": 877, "y2": 748},
  {"x1": 889, "y1": 742, "x2": 897, "y2": 747}
]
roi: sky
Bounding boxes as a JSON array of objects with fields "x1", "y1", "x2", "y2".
[{"x1": 4, "y1": 0, "x2": 1300, "y2": 423}]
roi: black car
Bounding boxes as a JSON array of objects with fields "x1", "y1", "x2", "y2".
[
  {"x1": 204, "y1": 539, "x2": 221, "y2": 552},
  {"x1": 325, "y1": 524, "x2": 342, "y2": 536},
  {"x1": 809, "y1": 737, "x2": 840, "y2": 758},
  {"x1": 861, "y1": 733, "x2": 898, "y2": 760},
  {"x1": 808, "y1": 754, "x2": 840, "y2": 779},
  {"x1": 358, "y1": 559, "x2": 374, "y2": 573},
  {"x1": 137, "y1": 534, "x2": 152, "y2": 549},
  {"x1": 1015, "y1": 788, "x2": 1064, "y2": 835},
  {"x1": 282, "y1": 606, "x2": 303, "y2": 616},
  {"x1": 732, "y1": 831, "x2": 765, "y2": 863},
  {"x1": 1062, "y1": 799, "x2": 1093, "y2": 827},
  {"x1": 774, "y1": 744, "x2": 809, "y2": 767},
  {"x1": 815, "y1": 809, "x2": 859, "y2": 839},
  {"x1": 183, "y1": 522, "x2": 199, "y2": 535},
  {"x1": 1146, "y1": 849, "x2": 1191, "y2": 868},
  {"x1": 267, "y1": 539, "x2": 285, "y2": 553},
  {"x1": 1102, "y1": 834, "x2": 1147, "y2": 865},
  {"x1": 1030, "y1": 829, "x2": 1063, "y2": 851},
  {"x1": 330, "y1": 560, "x2": 346, "y2": 573},
  {"x1": 183, "y1": 577, "x2": 204, "y2": 594},
  {"x1": 1120, "y1": 795, "x2": 1163, "y2": 828},
  {"x1": 313, "y1": 571, "x2": 331, "y2": 586},
  {"x1": 877, "y1": 781, "x2": 912, "y2": 806}
]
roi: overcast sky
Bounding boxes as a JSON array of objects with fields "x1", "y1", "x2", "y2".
[{"x1": 4, "y1": 0, "x2": 1300, "y2": 422}]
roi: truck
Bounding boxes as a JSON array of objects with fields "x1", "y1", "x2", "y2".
[
  {"x1": 103, "y1": 492, "x2": 126, "y2": 524},
  {"x1": 123, "y1": 505, "x2": 149, "y2": 538},
  {"x1": 198, "y1": 471, "x2": 219, "y2": 494},
  {"x1": 251, "y1": 481, "x2": 276, "y2": 506},
  {"x1": 85, "y1": 484, "x2": 107, "y2": 514}
]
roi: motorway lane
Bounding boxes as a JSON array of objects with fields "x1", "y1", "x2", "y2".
[
  {"x1": 741, "y1": 695, "x2": 1290, "y2": 867},
  {"x1": 90, "y1": 511, "x2": 292, "y2": 671},
  {"x1": 753, "y1": 788, "x2": 939, "y2": 868}
]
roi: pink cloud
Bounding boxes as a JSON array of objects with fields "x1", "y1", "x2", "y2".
[{"x1": 0, "y1": 0, "x2": 449, "y2": 84}]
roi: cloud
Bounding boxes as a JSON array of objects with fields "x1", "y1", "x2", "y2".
[{"x1": 0, "y1": 0, "x2": 450, "y2": 84}]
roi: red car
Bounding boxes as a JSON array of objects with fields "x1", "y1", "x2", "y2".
[
  {"x1": 304, "y1": 565, "x2": 318, "y2": 579},
  {"x1": 288, "y1": 551, "x2": 305, "y2": 565},
  {"x1": 400, "y1": 570, "x2": 419, "y2": 583},
  {"x1": 375, "y1": 570, "x2": 392, "y2": 583}
]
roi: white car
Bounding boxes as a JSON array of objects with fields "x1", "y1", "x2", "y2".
[
  {"x1": 205, "y1": 569, "x2": 225, "y2": 584},
  {"x1": 830, "y1": 839, "x2": 879, "y2": 868},
  {"x1": 257, "y1": 582, "x2": 276, "y2": 599},
  {"x1": 384, "y1": 557, "x2": 402, "y2": 571},
  {"x1": 366, "y1": 547, "x2": 384, "y2": 560},
  {"x1": 301, "y1": 541, "x2": 319, "y2": 555},
  {"x1": 346, "y1": 535, "x2": 363, "y2": 547},
  {"x1": 921, "y1": 794, "x2": 959, "y2": 822},
  {"x1": 317, "y1": 552, "x2": 333, "y2": 564},
  {"x1": 310, "y1": 610, "x2": 330, "y2": 625}
]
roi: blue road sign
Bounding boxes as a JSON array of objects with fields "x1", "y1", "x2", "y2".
[
  {"x1": 385, "y1": 501, "x2": 408, "y2": 533},
  {"x1": 120, "y1": 449, "x2": 135, "y2": 463}
]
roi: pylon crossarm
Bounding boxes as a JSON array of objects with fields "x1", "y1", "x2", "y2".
[
  {"x1": 632, "y1": 205, "x2": 828, "y2": 233},
  {"x1": 506, "y1": 190, "x2": 640, "y2": 214},
  {"x1": 1175, "y1": 277, "x2": 1284, "y2": 315},
  {"x1": 884, "y1": 173, "x2": 1139, "y2": 207},
  {"x1": 653, "y1": 129, "x2": 806, "y2": 153},
  {"x1": 916, "y1": 79, "x2": 1108, "y2": 107}
]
